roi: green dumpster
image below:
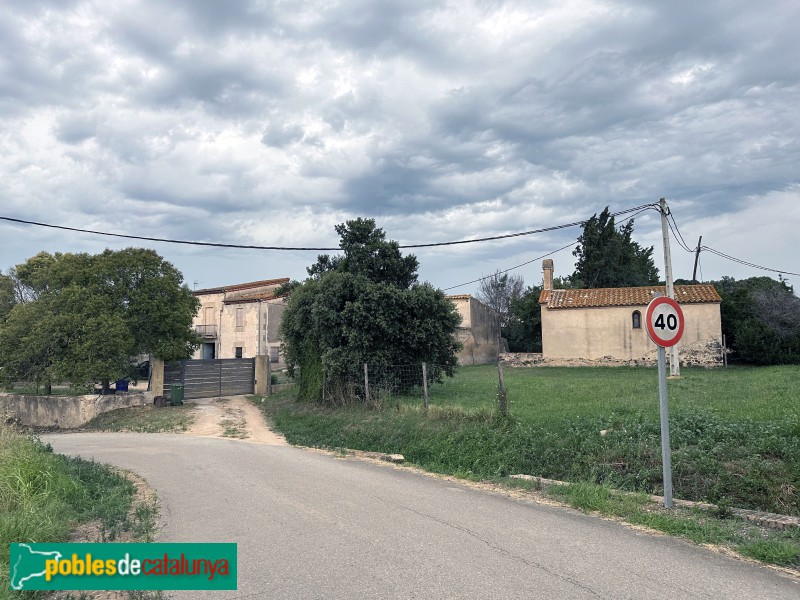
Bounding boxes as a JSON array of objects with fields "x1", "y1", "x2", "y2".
[{"x1": 170, "y1": 384, "x2": 185, "y2": 405}]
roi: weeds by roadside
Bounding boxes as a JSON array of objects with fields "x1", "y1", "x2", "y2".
[
  {"x1": 218, "y1": 401, "x2": 248, "y2": 439},
  {"x1": 534, "y1": 480, "x2": 799, "y2": 569},
  {"x1": 82, "y1": 404, "x2": 196, "y2": 433},
  {"x1": 0, "y1": 424, "x2": 160, "y2": 600}
]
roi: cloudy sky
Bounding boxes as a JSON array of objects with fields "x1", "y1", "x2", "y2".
[{"x1": 1, "y1": 0, "x2": 798, "y2": 294}]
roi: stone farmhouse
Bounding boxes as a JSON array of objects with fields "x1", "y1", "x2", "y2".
[
  {"x1": 190, "y1": 279, "x2": 501, "y2": 367},
  {"x1": 447, "y1": 295, "x2": 502, "y2": 365},
  {"x1": 191, "y1": 278, "x2": 290, "y2": 365},
  {"x1": 538, "y1": 260, "x2": 723, "y2": 363}
]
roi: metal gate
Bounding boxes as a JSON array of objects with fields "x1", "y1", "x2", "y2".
[{"x1": 164, "y1": 359, "x2": 255, "y2": 400}]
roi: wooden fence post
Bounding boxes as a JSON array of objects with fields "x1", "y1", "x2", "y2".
[
  {"x1": 497, "y1": 362, "x2": 507, "y2": 416},
  {"x1": 722, "y1": 335, "x2": 728, "y2": 368},
  {"x1": 364, "y1": 363, "x2": 370, "y2": 405},
  {"x1": 422, "y1": 362, "x2": 429, "y2": 410}
]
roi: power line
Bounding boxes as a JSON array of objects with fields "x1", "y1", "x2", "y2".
[
  {"x1": 442, "y1": 242, "x2": 577, "y2": 291},
  {"x1": 0, "y1": 203, "x2": 656, "y2": 252},
  {"x1": 667, "y1": 215, "x2": 694, "y2": 253},
  {"x1": 442, "y1": 206, "x2": 659, "y2": 292},
  {"x1": 700, "y1": 245, "x2": 800, "y2": 277},
  {"x1": 659, "y1": 208, "x2": 796, "y2": 278}
]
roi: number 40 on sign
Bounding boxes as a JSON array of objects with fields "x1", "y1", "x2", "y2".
[{"x1": 645, "y1": 296, "x2": 684, "y2": 348}]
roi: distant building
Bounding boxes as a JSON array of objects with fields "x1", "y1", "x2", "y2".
[
  {"x1": 191, "y1": 278, "x2": 289, "y2": 364},
  {"x1": 538, "y1": 260, "x2": 722, "y2": 362},
  {"x1": 447, "y1": 295, "x2": 501, "y2": 365},
  {"x1": 191, "y1": 281, "x2": 500, "y2": 367}
]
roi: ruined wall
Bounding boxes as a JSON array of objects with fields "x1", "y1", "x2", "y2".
[
  {"x1": 448, "y1": 296, "x2": 501, "y2": 365},
  {"x1": 1, "y1": 392, "x2": 152, "y2": 429}
]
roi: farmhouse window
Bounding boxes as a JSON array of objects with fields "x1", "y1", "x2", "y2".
[
  {"x1": 632, "y1": 310, "x2": 641, "y2": 329},
  {"x1": 236, "y1": 307, "x2": 244, "y2": 328},
  {"x1": 235, "y1": 346, "x2": 243, "y2": 359}
]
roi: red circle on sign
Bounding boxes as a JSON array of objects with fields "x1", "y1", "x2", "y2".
[{"x1": 645, "y1": 296, "x2": 685, "y2": 347}]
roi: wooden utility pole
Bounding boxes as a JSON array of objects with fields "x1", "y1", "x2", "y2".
[
  {"x1": 659, "y1": 198, "x2": 680, "y2": 377},
  {"x1": 692, "y1": 236, "x2": 703, "y2": 283}
]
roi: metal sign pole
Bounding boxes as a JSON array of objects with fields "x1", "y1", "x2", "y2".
[{"x1": 657, "y1": 345, "x2": 673, "y2": 508}]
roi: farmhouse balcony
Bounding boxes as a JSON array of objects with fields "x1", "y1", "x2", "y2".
[{"x1": 195, "y1": 324, "x2": 218, "y2": 338}]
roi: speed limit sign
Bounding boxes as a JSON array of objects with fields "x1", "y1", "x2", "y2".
[{"x1": 645, "y1": 296, "x2": 684, "y2": 347}]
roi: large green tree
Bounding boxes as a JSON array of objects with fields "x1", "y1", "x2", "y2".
[
  {"x1": 0, "y1": 271, "x2": 14, "y2": 323},
  {"x1": 281, "y1": 219, "x2": 461, "y2": 403},
  {"x1": 571, "y1": 207, "x2": 659, "y2": 288},
  {"x1": 0, "y1": 248, "x2": 200, "y2": 392},
  {"x1": 713, "y1": 276, "x2": 800, "y2": 364}
]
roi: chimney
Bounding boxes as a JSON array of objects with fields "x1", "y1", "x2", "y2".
[{"x1": 543, "y1": 259, "x2": 554, "y2": 291}]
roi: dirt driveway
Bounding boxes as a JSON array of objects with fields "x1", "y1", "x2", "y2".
[{"x1": 183, "y1": 395, "x2": 287, "y2": 445}]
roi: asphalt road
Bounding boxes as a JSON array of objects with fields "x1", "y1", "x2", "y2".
[{"x1": 45, "y1": 433, "x2": 799, "y2": 599}]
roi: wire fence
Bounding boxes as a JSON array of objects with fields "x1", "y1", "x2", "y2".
[{"x1": 323, "y1": 362, "x2": 507, "y2": 414}]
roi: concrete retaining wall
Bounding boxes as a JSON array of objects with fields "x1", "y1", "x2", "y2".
[{"x1": 0, "y1": 392, "x2": 153, "y2": 429}]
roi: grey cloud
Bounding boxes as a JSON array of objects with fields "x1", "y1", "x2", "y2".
[
  {"x1": 0, "y1": 0, "x2": 798, "y2": 287},
  {"x1": 261, "y1": 123, "x2": 305, "y2": 147},
  {"x1": 54, "y1": 115, "x2": 99, "y2": 145}
]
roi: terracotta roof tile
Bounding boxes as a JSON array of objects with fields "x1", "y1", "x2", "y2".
[
  {"x1": 224, "y1": 291, "x2": 287, "y2": 305},
  {"x1": 539, "y1": 284, "x2": 721, "y2": 309},
  {"x1": 447, "y1": 294, "x2": 472, "y2": 300},
  {"x1": 194, "y1": 278, "x2": 290, "y2": 296}
]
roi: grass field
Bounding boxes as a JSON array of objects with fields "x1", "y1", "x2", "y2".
[
  {"x1": 82, "y1": 404, "x2": 196, "y2": 433},
  {"x1": 421, "y1": 364, "x2": 798, "y2": 422},
  {"x1": 258, "y1": 365, "x2": 800, "y2": 517}
]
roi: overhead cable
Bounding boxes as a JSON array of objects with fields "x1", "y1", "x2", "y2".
[
  {"x1": 442, "y1": 206, "x2": 658, "y2": 291},
  {"x1": 700, "y1": 246, "x2": 800, "y2": 277},
  {"x1": 441, "y1": 242, "x2": 577, "y2": 291},
  {"x1": 0, "y1": 203, "x2": 656, "y2": 251}
]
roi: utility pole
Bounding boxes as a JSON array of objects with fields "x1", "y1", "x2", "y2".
[
  {"x1": 659, "y1": 198, "x2": 680, "y2": 377},
  {"x1": 692, "y1": 236, "x2": 702, "y2": 283}
]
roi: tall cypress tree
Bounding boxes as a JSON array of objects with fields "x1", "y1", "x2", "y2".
[{"x1": 571, "y1": 207, "x2": 659, "y2": 288}]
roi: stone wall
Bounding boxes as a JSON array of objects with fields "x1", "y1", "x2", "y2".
[
  {"x1": 448, "y1": 296, "x2": 501, "y2": 365},
  {"x1": 501, "y1": 340, "x2": 724, "y2": 368},
  {"x1": 0, "y1": 391, "x2": 152, "y2": 429}
]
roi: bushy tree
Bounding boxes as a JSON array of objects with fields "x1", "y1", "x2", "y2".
[
  {"x1": 281, "y1": 219, "x2": 461, "y2": 403},
  {"x1": 571, "y1": 207, "x2": 659, "y2": 288},
  {"x1": 713, "y1": 276, "x2": 800, "y2": 364},
  {"x1": 476, "y1": 271, "x2": 524, "y2": 328},
  {"x1": 502, "y1": 276, "x2": 573, "y2": 353},
  {"x1": 0, "y1": 271, "x2": 13, "y2": 323},
  {"x1": 0, "y1": 248, "x2": 200, "y2": 392},
  {"x1": 503, "y1": 285, "x2": 542, "y2": 352}
]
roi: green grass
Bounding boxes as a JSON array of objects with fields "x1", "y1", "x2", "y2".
[
  {"x1": 542, "y1": 480, "x2": 799, "y2": 568},
  {"x1": 255, "y1": 365, "x2": 800, "y2": 515},
  {"x1": 82, "y1": 404, "x2": 196, "y2": 433},
  {"x1": 422, "y1": 364, "x2": 798, "y2": 423},
  {"x1": 0, "y1": 424, "x2": 153, "y2": 599}
]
